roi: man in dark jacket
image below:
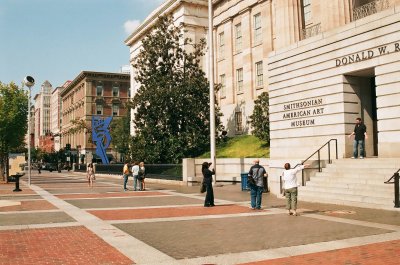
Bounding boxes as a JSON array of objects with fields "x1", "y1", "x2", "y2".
[
  {"x1": 348, "y1": 117, "x2": 368, "y2": 159},
  {"x1": 248, "y1": 159, "x2": 267, "y2": 210}
]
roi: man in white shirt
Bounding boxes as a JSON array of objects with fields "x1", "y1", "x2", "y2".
[
  {"x1": 131, "y1": 162, "x2": 140, "y2": 191},
  {"x1": 282, "y1": 163, "x2": 310, "y2": 216}
]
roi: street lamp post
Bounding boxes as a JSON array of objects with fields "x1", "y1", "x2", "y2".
[
  {"x1": 24, "y1": 76, "x2": 35, "y2": 186},
  {"x1": 208, "y1": 0, "x2": 217, "y2": 182}
]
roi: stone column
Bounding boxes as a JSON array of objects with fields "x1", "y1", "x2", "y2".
[
  {"x1": 321, "y1": 0, "x2": 351, "y2": 32},
  {"x1": 274, "y1": 0, "x2": 302, "y2": 50}
]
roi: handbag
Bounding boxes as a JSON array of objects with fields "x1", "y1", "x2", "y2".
[{"x1": 200, "y1": 181, "x2": 206, "y2": 193}]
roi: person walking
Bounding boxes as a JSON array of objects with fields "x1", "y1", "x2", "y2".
[
  {"x1": 138, "y1": 162, "x2": 146, "y2": 191},
  {"x1": 282, "y1": 163, "x2": 310, "y2": 216},
  {"x1": 348, "y1": 117, "x2": 368, "y2": 159},
  {"x1": 202, "y1": 162, "x2": 215, "y2": 207},
  {"x1": 131, "y1": 161, "x2": 140, "y2": 191},
  {"x1": 37, "y1": 162, "x2": 42, "y2": 174},
  {"x1": 122, "y1": 160, "x2": 130, "y2": 191},
  {"x1": 86, "y1": 163, "x2": 95, "y2": 188},
  {"x1": 247, "y1": 159, "x2": 267, "y2": 210}
]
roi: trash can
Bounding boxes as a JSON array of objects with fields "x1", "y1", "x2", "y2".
[
  {"x1": 263, "y1": 175, "x2": 269, "y2": 193},
  {"x1": 241, "y1": 172, "x2": 249, "y2": 191}
]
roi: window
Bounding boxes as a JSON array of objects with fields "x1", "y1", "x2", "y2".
[
  {"x1": 255, "y1": 61, "x2": 263, "y2": 87},
  {"x1": 112, "y1": 104, "x2": 119, "y2": 116},
  {"x1": 220, "y1": 74, "x2": 226, "y2": 98},
  {"x1": 235, "y1": 112, "x2": 243, "y2": 133},
  {"x1": 235, "y1": 23, "x2": 242, "y2": 52},
  {"x1": 96, "y1": 105, "x2": 103, "y2": 115},
  {"x1": 218, "y1": 32, "x2": 225, "y2": 59},
  {"x1": 302, "y1": 0, "x2": 312, "y2": 24},
  {"x1": 96, "y1": 86, "x2": 103, "y2": 96},
  {"x1": 254, "y1": 13, "x2": 262, "y2": 44},
  {"x1": 236, "y1": 68, "x2": 243, "y2": 93},
  {"x1": 112, "y1": 86, "x2": 119, "y2": 97}
]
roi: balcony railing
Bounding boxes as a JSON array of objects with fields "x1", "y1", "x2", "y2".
[
  {"x1": 301, "y1": 23, "x2": 321, "y2": 40},
  {"x1": 353, "y1": 0, "x2": 390, "y2": 21}
]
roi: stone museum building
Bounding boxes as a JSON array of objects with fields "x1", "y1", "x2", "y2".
[{"x1": 131, "y1": 1, "x2": 400, "y2": 207}]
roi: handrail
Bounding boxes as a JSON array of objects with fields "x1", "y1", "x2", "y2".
[
  {"x1": 279, "y1": 139, "x2": 338, "y2": 191},
  {"x1": 300, "y1": 139, "x2": 338, "y2": 186},
  {"x1": 384, "y1": 169, "x2": 400, "y2": 208}
]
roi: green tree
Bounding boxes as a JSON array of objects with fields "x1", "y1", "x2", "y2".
[
  {"x1": 131, "y1": 15, "x2": 223, "y2": 163},
  {"x1": 249, "y1": 92, "x2": 270, "y2": 145},
  {"x1": 110, "y1": 109, "x2": 132, "y2": 162},
  {"x1": 0, "y1": 82, "x2": 28, "y2": 181}
]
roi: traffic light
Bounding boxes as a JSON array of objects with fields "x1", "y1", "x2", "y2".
[{"x1": 66, "y1": 143, "x2": 71, "y2": 151}]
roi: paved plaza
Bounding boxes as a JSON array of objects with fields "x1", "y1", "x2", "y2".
[{"x1": 0, "y1": 172, "x2": 399, "y2": 265}]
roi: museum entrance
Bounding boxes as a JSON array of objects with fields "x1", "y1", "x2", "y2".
[{"x1": 345, "y1": 68, "x2": 378, "y2": 157}]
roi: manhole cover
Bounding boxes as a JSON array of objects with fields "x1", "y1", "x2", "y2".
[{"x1": 324, "y1": 210, "x2": 356, "y2": 215}]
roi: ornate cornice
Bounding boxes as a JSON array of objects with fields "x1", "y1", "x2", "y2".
[
  {"x1": 124, "y1": 0, "x2": 208, "y2": 46},
  {"x1": 60, "y1": 71, "x2": 129, "y2": 97}
]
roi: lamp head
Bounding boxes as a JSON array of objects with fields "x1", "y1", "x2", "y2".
[{"x1": 24, "y1": 76, "x2": 35, "y2": 88}]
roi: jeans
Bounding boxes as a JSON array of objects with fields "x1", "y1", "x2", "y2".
[
  {"x1": 250, "y1": 184, "x2": 263, "y2": 209},
  {"x1": 285, "y1": 187, "x2": 298, "y2": 210},
  {"x1": 123, "y1": 174, "x2": 129, "y2": 190},
  {"x1": 353, "y1": 139, "x2": 365, "y2": 158},
  {"x1": 133, "y1": 175, "x2": 138, "y2": 190}
]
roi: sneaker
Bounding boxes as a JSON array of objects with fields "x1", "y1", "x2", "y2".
[
  {"x1": 360, "y1": 156, "x2": 364, "y2": 159},
  {"x1": 351, "y1": 157, "x2": 356, "y2": 159}
]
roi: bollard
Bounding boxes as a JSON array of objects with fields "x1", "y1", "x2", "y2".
[
  {"x1": 395, "y1": 172, "x2": 399, "y2": 208},
  {"x1": 13, "y1": 174, "x2": 23, "y2": 192}
]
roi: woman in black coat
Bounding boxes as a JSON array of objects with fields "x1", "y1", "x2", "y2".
[{"x1": 202, "y1": 162, "x2": 215, "y2": 207}]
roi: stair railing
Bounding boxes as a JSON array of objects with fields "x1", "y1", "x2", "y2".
[
  {"x1": 299, "y1": 139, "x2": 338, "y2": 186},
  {"x1": 279, "y1": 139, "x2": 338, "y2": 190},
  {"x1": 384, "y1": 169, "x2": 400, "y2": 208}
]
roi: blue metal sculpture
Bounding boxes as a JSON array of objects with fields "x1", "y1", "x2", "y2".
[{"x1": 92, "y1": 116, "x2": 113, "y2": 164}]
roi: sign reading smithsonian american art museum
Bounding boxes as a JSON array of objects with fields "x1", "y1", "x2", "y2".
[{"x1": 282, "y1": 98, "x2": 324, "y2": 128}]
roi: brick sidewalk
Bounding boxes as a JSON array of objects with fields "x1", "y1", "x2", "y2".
[{"x1": 0, "y1": 171, "x2": 399, "y2": 265}]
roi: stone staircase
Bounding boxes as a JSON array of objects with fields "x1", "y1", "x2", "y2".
[{"x1": 299, "y1": 158, "x2": 400, "y2": 210}]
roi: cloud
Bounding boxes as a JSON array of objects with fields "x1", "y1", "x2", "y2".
[{"x1": 124, "y1": 19, "x2": 141, "y2": 35}]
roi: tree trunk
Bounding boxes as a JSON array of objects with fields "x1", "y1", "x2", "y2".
[{"x1": 0, "y1": 155, "x2": 5, "y2": 183}]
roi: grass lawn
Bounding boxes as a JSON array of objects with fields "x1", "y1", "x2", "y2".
[{"x1": 199, "y1": 135, "x2": 269, "y2": 158}]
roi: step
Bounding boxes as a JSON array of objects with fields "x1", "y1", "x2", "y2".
[
  {"x1": 314, "y1": 172, "x2": 392, "y2": 182},
  {"x1": 322, "y1": 167, "x2": 395, "y2": 175},
  {"x1": 299, "y1": 194, "x2": 399, "y2": 211},
  {"x1": 332, "y1": 158, "x2": 400, "y2": 163},
  {"x1": 298, "y1": 190, "x2": 393, "y2": 205},
  {"x1": 306, "y1": 181, "x2": 393, "y2": 192},
  {"x1": 326, "y1": 163, "x2": 400, "y2": 170},
  {"x1": 300, "y1": 185, "x2": 394, "y2": 198},
  {"x1": 310, "y1": 176, "x2": 387, "y2": 185}
]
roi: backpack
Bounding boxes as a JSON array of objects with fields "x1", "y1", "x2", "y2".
[{"x1": 247, "y1": 168, "x2": 260, "y2": 186}]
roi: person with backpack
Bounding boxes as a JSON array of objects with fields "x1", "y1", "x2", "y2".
[{"x1": 247, "y1": 159, "x2": 267, "y2": 210}]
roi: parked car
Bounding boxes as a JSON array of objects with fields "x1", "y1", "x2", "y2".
[{"x1": 43, "y1": 163, "x2": 57, "y2": 172}]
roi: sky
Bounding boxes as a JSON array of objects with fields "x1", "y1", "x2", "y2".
[{"x1": 0, "y1": 0, "x2": 163, "y2": 95}]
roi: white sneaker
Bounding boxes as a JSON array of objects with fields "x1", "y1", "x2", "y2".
[
  {"x1": 360, "y1": 156, "x2": 364, "y2": 159},
  {"x1": 351, "y1": 157, "x2": 355, "y2": 159}
]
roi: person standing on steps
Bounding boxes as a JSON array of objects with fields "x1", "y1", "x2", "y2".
[{"x1": 348, "y1": 117, "x2": 368, "y2": 159}]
